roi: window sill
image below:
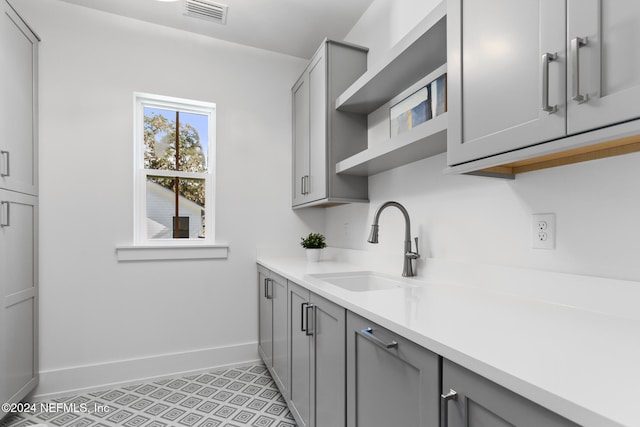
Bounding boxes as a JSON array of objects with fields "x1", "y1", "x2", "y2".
[{"x1": 116, "y1": 244, "x2": 229, "y2": 261}]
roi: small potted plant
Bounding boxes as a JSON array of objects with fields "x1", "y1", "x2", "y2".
[{"x1": 300, "y1": 232, "x2": 327, "y2": 262}]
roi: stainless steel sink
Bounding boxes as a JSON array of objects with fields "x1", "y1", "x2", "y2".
[{"x1": 307, "y1": 271, "x2": 418, "y2": 292}]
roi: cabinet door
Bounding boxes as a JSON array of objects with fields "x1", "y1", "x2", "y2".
[
  {"x1": 306, "y1": 47, "x2": 327, "y2": 203},
  {"x1": 257, "y1": 266, "x2": 273, "y2": 368},
  {"x1": 311, "y1": 293, "x2": 345, "y2": 427},
  {"x1": 288, "y1": 282, "x2": 311, "y2": 427},
  {"x1": 0, "y1": 2, "x2": 38, "y2": 195},
  {"x1": 442, "y1": 359, "x2": 578, "y2": 427},
  {"x1": 346, "y1": 312, "x2": 439, "y2": 427},
  {"x1": 0, "y1": 189, "x2": 38, "y2": 415},
  {"x1": 292, "y1": 75, "x2": 309, "y2": 207},
  {"x1": 567, "y1": 0, "x2": 640, "y2": 134},
  {"x1": 447, "y1": 0, "x2": 566, "y2": 166},
  {"x1": 271, "y1": 272, "x2": 288, "y2": 397}
]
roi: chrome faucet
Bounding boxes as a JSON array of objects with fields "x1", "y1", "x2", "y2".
[{"x1": 367, "y1": 201, "x2": 420, "y2": 277}]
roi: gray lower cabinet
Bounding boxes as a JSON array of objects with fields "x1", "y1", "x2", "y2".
[
  {"x1": 288, "y1": 281, "x2": 346, "y2": 427},
  {"x1": 346, "y1": 312, "x2": 440, "y2": 427},
  {"x1": 257, "y1": 266, "x2": 273, "y2": 368},
  {"x1": 0, "y1": 189, "x2": 38, "y2": 418},
  {"x1": 257, "y1": 266, "x2": 288, "y2": 395},
  {"x1": 441, "y1": 359, "x2": 578, "y2": 427}
]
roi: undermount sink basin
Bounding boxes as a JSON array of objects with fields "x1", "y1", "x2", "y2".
[{"x1": 307, "y1": 271, "x2": 417, "y2": 292}]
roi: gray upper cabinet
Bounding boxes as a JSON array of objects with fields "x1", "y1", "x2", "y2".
[
  {"x1": 288, "y1": 281, "x2": 346, "y2": 427},
  {"x1": 447, "y1": 0, "x2": 640, "y2": 172},
  {"x1": 567, "y1": 0, "x2": 640, "y2": 135},
  {"x1": 0, "y1": 0, "x2": 38, "y2": 196},
  {"x1": 441, "y1": 359, "x2": 578, "y2": 427},
  {"x1": 292, "y1": 40, "x2": 369, "y2": 208},
  {"x1": 346, "y1": 312, "x2": 439, "y2": 427},
  {"x1": 447, "y1": 0, "x2": 566, "y2": 166}
]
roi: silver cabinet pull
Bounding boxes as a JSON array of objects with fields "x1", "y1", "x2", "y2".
[
  {"x1": 0, "y1": 150, "x2": 9, "y2": 177},
  {"x1": 302, "y1": 175, "x2": 309, "y2": 195},
  {"x1": 301, "y1": 303, "x2": 315, "y2": 335},
  {"x1": 541, "y1": 52, "x2": 558, "y2": 113},
  {"x1": 300, "y1": 176, "x2": 305, "y2": 195},
  {"x1": 264, "y1": 278, "x2": 273, "y2": 300},
  {"x1": 0, "y1": 201, "x2": 9, "y2": 227},
  {"x1": 571, "y1": 37, "x2": 589, "y2": 103},
  {"x1": 305, "y1": 304, "x2": 315, "y2": 336},
  {"x1": 358, "y1": 327, "x2": 398, "y2": 349},
  {"x1": 301, "y1": 302, "x2": 308, "y2": 332},
  {"x1": 440, "y1": 389, "x2": 458, "y2": 427}
]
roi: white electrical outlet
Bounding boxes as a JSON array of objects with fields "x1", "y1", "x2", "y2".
[{"x1": 532, "y1": 213, "x2": 555, "y2": 249}]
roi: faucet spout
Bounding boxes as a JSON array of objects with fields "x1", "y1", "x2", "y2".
[{"x1": 368, "y1": 201, "x2": 420, "y2": 277}]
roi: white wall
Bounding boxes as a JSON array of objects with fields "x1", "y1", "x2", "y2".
[
  {"x1": 328, "y1": 0, "x2": 640, "y2": 282},
  {"x1": 13, "y1": 0, "x2": 324, "y2": 395}
]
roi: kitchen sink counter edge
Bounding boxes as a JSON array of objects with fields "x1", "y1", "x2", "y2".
[{"x1": 257, "y1": 250, "x2": 640, "y2": 427}]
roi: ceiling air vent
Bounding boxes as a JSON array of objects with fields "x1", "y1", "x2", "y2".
[{"x1": 184, "y1": 0, "x2": 228, "y2": 24}]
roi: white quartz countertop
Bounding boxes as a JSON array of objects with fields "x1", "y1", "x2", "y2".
[{"x1": 256, "y1": 252, "x2": 640, "y2": 427}]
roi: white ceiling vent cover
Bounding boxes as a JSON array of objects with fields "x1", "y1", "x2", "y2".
[{"x1": 184, "y1": 0, "x2": 228, "y2": 24}]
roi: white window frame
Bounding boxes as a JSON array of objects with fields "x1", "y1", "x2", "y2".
[{"x1": 132, "y1": 92, "x2": 216, "y2": 246}]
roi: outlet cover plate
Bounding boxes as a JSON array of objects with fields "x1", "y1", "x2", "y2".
[{"x1": 532, "y1": 213, "x2": 555, "y2": 249}]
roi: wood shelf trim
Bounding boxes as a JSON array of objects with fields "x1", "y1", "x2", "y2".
[{"x1": 480, "y1": 134, "x2": 640, "y2": 176}]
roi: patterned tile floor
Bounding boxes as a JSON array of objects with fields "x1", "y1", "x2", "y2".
[{"x1": 0, "y1": 364, "x2": 297, "y2": 427}]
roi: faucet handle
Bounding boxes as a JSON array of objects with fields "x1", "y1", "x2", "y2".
[{"x1": 406, "y1": 237, "x2": 421, "y2": 259}]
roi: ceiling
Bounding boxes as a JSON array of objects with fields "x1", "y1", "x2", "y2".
[{"x1": 57, "y1": 0, "x2": 374, "y2": 59}]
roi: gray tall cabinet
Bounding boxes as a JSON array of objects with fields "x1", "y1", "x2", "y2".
[
  {"x1": 291, "y1": 40, "x2": 369, "y2": 208},
  {"x1": 0, "y1": 0, "x2": 39, "y2": 418}
]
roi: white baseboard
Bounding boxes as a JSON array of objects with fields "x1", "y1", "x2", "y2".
[{"x1": 33, "y1": 342, "x2": 259, "y2": 400}]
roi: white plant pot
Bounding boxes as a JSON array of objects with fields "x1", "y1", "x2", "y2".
[{"x1": 306, "y1": 248, "x2": 322, "y2": 262}]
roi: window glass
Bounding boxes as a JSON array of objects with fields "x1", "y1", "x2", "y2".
[
  {"x1": 134, "y1": 93, "x2": 215, "y2": 244},
  {"x1": 143, "y1": 107, "x2": 209, "y2": 172},
  {"x1": 146, "y1": 176, "x2": 206, "y2": 239}
]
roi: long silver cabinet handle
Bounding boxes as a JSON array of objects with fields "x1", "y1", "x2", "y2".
[
  {"x1": 305, "y1": 304, "x2": 315, "y2": 336},
  {"x1": 440, "y1": 389, "x2": 458, "y2": 427},
  {"x1": 0, "y1": 150, "x2": 9, "y2": 177},
  {"x1": 300, "y1": 176, "x2": 305, "y2": 196},
  {"x1": 301, "y1": 302, "x2": 308, "y2": 332},
  {"x1": 358, "y1": 327, "x2": 398, "y2": 349},
  {"x1": 264, "y1": 278, "x2": 273, "y2": 300},
  {"x1": 1, "y1": 201, "x2": 9, "y2": 227},
  {"x1": 541, "y1": 52, "x2": 558, "y2": 113},
  {"x1": 571, "y1": 37, "x2": 589, "y2": 103}
]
